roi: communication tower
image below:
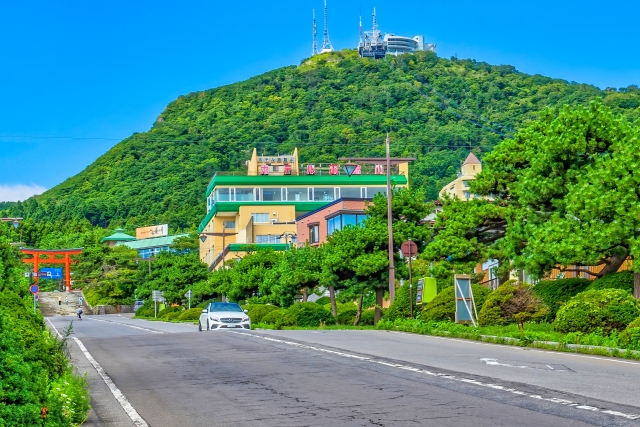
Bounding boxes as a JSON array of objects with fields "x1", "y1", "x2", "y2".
[
  {"x1": 312, "y1": 9, "x2": 318, "y2": 56},
  {"x1": 320, "y1": 0, "x2": 334, "y2": 53},
  {"x1": 358, "y1": 7, "x2": 387, "y2": 59}
]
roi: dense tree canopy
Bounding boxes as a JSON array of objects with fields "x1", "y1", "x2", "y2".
[{"x1": 3, "y1": 50, "x2": 639, "y2": 234}]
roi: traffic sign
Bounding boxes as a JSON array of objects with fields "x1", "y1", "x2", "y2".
[
  {"x1": 184, "y1": 290, "x2": 193, "y2": 298},
  {"x1": 24, "y1": 272, "x2": 39, "y2": 277},
  {"x1": 401, "y1": 240, "x2": 418, "y2": 258},
  {"x1": 151, "y1": 290, "x2": 164, "y2": 302},
  {"x1": 29, "y1": 284, "x2": 39, "y2": 294},
  {"x1": 34, "y1": 294, "x2": 39, "y2": 301}
]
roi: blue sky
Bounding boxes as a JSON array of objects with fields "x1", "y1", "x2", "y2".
[{"x1": 0, "y1": 0, "x2": 638, "y2": 201}]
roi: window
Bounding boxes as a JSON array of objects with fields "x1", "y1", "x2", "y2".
[
  {"x1": 463, "y1": 192, "x2": 470, "y2": 199},
  {"x1": 326, "y1": 214, "x2": 366, "y2": 236},
  {"x1": 312, "y1": 187, "x2": 335, "y2": 202},
  {"x1": 286, "y1": 188, "x2": 309, "y2": 201},
  {"x1": 223, "y1": 221, "x2": 236, "y2": 229},
  {"x1": 256, "y1": 235, "x2": 281, "y2": 244},
  {"x1": 309, "y1": 225, "x2": 319, "y2": 243},
  {"x1": 215, "y1": 188, "x2": 231, "y2": 201},
  {"x1": 262, "y1": 188, "x2": 282, "y2": 201},
  {"x1": 340, "y1": 187, "x2": 361, "y2": 198},
  {"x1": 462, "y1": 180, "x2": 470, "y2": 188},
  {"x1": 251, "y1": 213, "x2": 270, "y2": 223},
  {"x1": 235, "y1": 188, "x2": 255, "y2": 201},
  {"x1": 366, "y1": 187, "x2": 387, "y2": 198}
]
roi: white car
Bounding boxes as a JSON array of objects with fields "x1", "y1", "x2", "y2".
[{"x1": 199, "y1": 302, "x2": 251, "y2": 331}]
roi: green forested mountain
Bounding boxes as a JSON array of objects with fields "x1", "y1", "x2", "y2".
[{"x1": 4, "y1": 50, "x2": 639, "y2": 235}]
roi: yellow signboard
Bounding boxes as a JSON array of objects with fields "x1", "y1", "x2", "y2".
[{"x1": 136, "y1": 224, "x2": 168, "y2": 240}]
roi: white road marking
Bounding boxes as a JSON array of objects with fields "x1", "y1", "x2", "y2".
[
  {"x1": 86, "y1": 317, "x2": 163, "y2": 334},
  {"x1": 232, "y1": 331, "x2": 640, "y2": 421},
  {"x1": 388, "y1": 331, "x2": 640, "y2": 366},
  {"x1": 73, "y1": 337, "x2": 149, "y2": 427},
  {"x1": 46, "y1": 318, "x2": 62, "y2": 338}
]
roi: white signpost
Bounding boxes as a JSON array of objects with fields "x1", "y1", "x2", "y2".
[
  {"x1": 152, "y1": 290, "x2": 164, "y2": 318},
  {"x1": 184, "y1": 290, "x2": 192, "y2": 310}
]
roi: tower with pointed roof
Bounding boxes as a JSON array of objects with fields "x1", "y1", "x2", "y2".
[{"x1": 439, "y1": 152, "x2": 484, "y2": 201}]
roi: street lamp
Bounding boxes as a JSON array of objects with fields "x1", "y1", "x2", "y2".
[
  {"x1": 200, "y1": 226, "x2": 238, "y2": 268},
  {"x1": 340, "y1": 134, "x2": 415, "y2": 304}
]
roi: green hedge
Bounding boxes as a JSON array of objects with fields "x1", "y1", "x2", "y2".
[
  {"x1": 533, "y1": 278, "x2": 592, "y2": 319},
  {"x1": 314, "y1": 296, "x2": 331, "y2": 306},
  {"x1": 422, "y1": 285, "x2": 491, "y2": 323},
  {"x1": 247, "y1": 304, "x2": 279, "y2": 323},
  {"x1": 478, "y1": 282, "x2": 547, "y2": 327},
  {"x1": 554, "y1": 289, "x2": 640, "y2": 334},
  {"x1": 323, "y1": 302, "x2": 356, "y2": 315},
  {"x1": 586, "y1": 271, "x2": 634, "y2": 294},
  {"x1": 178, "y1": 308, "x2": 203, "y2": 321},
  {"x1": 158, "y1": 306, "x2": 182, "y2": 318},
  {"x1": 284, "y1": 302, "x2": 335, "y2": 327},
  {"x1": 261, "y1": 309, "x2": 287, "y2": 326}
]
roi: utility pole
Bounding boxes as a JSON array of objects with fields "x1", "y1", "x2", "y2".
[{"x1": 386, "y1": 133, "x2": 395, "y2": 303}]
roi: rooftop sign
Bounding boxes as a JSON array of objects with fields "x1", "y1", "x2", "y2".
[{"x1": 136, "y1": 224, "x2": 168, "y2": 240}]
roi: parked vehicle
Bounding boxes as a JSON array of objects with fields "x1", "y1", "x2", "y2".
[
  {"x1": 133, "y1": 300, "x2": 145, "y2": 312},
  {"x1": 199, "y1": 302, "x2": 250, "y2": 331}
]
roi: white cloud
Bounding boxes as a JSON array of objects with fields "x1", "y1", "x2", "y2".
[{"x1": 0, "y1": 184, "x2": 47, "y2": 202}]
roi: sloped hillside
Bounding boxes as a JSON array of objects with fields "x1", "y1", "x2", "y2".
[{"x1": 5, "y1": 50, "x2": 639, "y2": 231}]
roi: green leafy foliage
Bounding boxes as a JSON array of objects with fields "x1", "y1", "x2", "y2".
[
  {"x1": 6, "y1": 51, "x2": 638, "y2": 233},
  {"x1": 385, "y1": 283, "x2": 413, "y2": 321},
  {"x1": 427, "y1": 101, "x2": 640, "y2": 279},
  {"x1": 532, "y1": 278, "x2": 592, "y2": 319},
  {"x1": 478, "y1": 282, "x2": 548, "y2": 327},
  {"x1": 178, "y1": 308, "x2": 204, "y2": 321},
  {"x1": 283, "y1": 302, "x2": 335, "y2": 327},
  {"x1": 586, "y1": 271, "x2": 634, "y2": 293},
  {"x1": 261, "y1": 309, "x2": 287, "y2": 326},
  {"x1": 554, "y1": 289, "x2": 640, "y2": 334},
  {"x1": 314, "y1": 296, "x2": 331, "y2": 306},
  {"x1": 422, "y1": 284, "x2": 491, "y2": 322},
  {"x1": 247, "y1": 305, "x2": 279, "y2": 323}
]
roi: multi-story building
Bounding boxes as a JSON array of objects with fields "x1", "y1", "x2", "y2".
[
  {"x1": 384, "y1": 34, "x2": 436, "y2": 56},
  {"x1": 439, "y1": 152, "x2": 482, "y2": 200},
  {"x1": 296, "y1": 198, "x2": 370, "y2": 247},
  {"x1": 198, "y1": 148, "x2": 410, "y2": 270}
]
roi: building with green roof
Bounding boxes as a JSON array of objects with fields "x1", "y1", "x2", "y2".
[{"x1": 101, "y1": 228, "x2": 136, "y2": 247}]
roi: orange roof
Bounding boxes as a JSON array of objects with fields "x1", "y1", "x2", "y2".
[{"x1": 462, "y1": 152, "x2": 481, "y2": 166}]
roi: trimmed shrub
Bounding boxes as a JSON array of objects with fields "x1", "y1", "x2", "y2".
[
  {"x1": 247, "y1": 304, "x2": 279, "y2": 323},
  {"x1": 166, "y1": 312, "x2": 180, "y2": 320},
  {"x1": 619, "y1": 316, "x2": 640, "y2": 349},
  {"x1": 178, "y1": 308, "x2": 202, "y2": 321},
  {"x1": 141, "y1": 308, "x2": 154, "y2": 317},
  {"x1": 336, "y1": 309, "x2": 358, "y2": 325},
  {"x1": 135, "y1": 305, "x2": 147, "y2": 316},
  {"x1": 284, "y1": 302, "x2": 335, "y2": 327},
  {"x1": 158, "y1": 306, "x2": 181, "y2": 318},
  {"x1": 359, "y1": 309, "x2": 375, "y2": 326},
  {"x1": 385, "y1": 282, "x2": 413, "y2": 321},
  {"x1": 315, "y1": 296, "x2": 331, "y2": 306},
  {"x1": 533, "y1": 278, "x2": 592, "y2": 319},
  {"x1": 323, "y1": 302, "x2": 356, "y2": 315},
  {"x1": 478, "y1": 282, "x2": 548, "y2": 327},
  {"x1": 422, "y1": 284, "x2": 491, "y2": 323},
  {"x1": 554, "y1": 288, "x2": 640, "y2": 334},
  {"x1": 261, "y1": 309, "x2": 287, "y2": 325},
  {"x1": 586, "y1": 271, "x2": 634, "y2": 294}
]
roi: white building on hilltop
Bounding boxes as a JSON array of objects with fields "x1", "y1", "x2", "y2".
[{"x1": 384, "y1": 34, "x2": 436, "y2": 56}]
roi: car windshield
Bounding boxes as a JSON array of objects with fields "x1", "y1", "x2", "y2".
[{"x1": 209, "y1": 303, "x2": 243, "y2": 312}]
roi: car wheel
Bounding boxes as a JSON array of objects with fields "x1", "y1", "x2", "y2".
[
  {"x1": 198, "y1": 321, "x2": 202, "y2": 332},
  {"x1": 207, "y1": 320, "x2": 210, "y2": 331}
]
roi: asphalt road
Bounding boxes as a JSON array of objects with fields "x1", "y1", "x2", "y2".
[{"x1": 46, "y1": 315, "x2": 640, "y2": 427}]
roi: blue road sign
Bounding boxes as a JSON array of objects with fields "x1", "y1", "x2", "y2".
[
  {"x1": 30, "y1": 284, "x2": 39, "y2": 294},
  {"x1": 40, "y1": 268, "x2": 62, "y2": 279}
]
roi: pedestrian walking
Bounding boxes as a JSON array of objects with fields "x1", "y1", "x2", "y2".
[
  {"x1": 65, "y1": 296, "x2": 68, "y2": 306},
  {"x1": 79, "y1": 296, "x2": 83, "y2": 306},
  {"x1": 77, "y1": 306, "x2": 83, "y2": 320},
  {"x1": 58, "y1": 296, "x2": 62, "y2": 306}
]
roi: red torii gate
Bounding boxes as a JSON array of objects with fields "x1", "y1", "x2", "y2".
[{"x1": 21, "y1": 248, "x2": 83, "y2": 292}]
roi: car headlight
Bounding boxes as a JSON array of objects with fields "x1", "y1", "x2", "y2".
[
  {"x1": 210, "y1": 317, "x2": 220, "y2": 322},
  {"x1": 242, "y1": 317, "x2": 250, "y2": 322}
]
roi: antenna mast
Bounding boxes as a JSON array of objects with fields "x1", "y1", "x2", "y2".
[
  {"x1": 312, "y1": 9, "x2": 318, "y2": 56},
  {"x1": 321, "y1": 0, "x2": 334, "y2": 53},
  {"x1": 359, "y1": 9, "x2": 363, "y2": 44}
]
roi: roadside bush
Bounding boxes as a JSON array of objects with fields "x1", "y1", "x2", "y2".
[
  {"x1": 478, "y1": 282, "x2": 548, "y2": 328},
  {"x1": 166, "y1": 312, "x2": 181, "y2": 320},
  {"x1": 178, "y1": 308, "x2": 203, "y2": 321},
  {"x1": 141, "y1": 308, "x2": 154, "y2": 317},
  {"x1": 533, "y1": 278, "x2": 592, "y2": 319},
  {"x1": 158, "y1": 306, "x2": 181, "y2": 318},
  {"x1": 554, "y1": 288, "x2": 640, "y2": 334},
  {"x1": 315, "y1": 296, "x2": 331, "y2": 306},
  {"x1": 336, "y1": 309, "x2": 358, "y2": 325},
  {"x1": 261, "y1": 309, "x2": 287, "y2": 326},
  {"x1": 422, "y1": 284, "x2": 491, "y2": 323},
  {"x1": 285, "y1": 302, "x2": 335, "y2": 327},
  {"x1": 247, "y1": 304, "x2": 279, "y2": 323},
  {"x1": 323, "y1": 302, "x2": 356, "y2": 315},
  {"x1": 619, "y1": 316, "x2": 640, "y2": 349},
  {"x1": 359, "y1": 309, "x2": 375, "y2": 326},
  {"x1": 135, "y1": 305, "x2": 147, "y2": 316},
  {"x1": 385, "y1": 283, "x2": 413, "y2": 321},
  {"x1": 586, "y1": 271, "x2": 634, "y2": 294}
]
